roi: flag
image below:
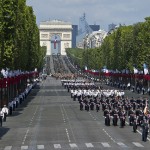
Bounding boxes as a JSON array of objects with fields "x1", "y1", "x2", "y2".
[
  {"x1": 143, "y1": 63, "x2": 149, "y2": 75},
  {"x1": 102, "y1": 66, "x2": 109, "y2": 73},
  {"x1": 144, "y1": 100, "x2": 149, "y2": 115},
  {"x1": 144, "y1": 105, "x2": 148, "y2": 116},
  {"x1": 54, "y1": 35, "x2": 57, "y2": 49},
  {"x1": 133, "y1": 65, "x2": 138, "y2": 74},
  {"x1": 85, "y1": 66, "x2": 87, "y2": 70}
]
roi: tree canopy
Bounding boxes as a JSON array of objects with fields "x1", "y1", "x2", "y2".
[
  {"x1": 67, "y1": 17, "x2": 150, "y2": 72},
  {"x1": 0, "y1": 0, "x2": 46, "y2": 71}
]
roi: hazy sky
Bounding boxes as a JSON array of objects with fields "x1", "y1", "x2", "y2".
[{"x1": 26, "y1": 0, "x2": 150, "y2": 31}]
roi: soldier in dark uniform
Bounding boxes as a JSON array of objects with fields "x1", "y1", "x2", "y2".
[
  {"x1": 86, "y1": 102, "x2": 90, "y2": 112},
  {"x1": 105, "y1": 111, "x2": 111, "y2": 126},
  {"x1": 141, "y1": 120, "x2": 149, "y2": 142},
  {"x1": 137, "y1": 109, "x2": 144, "y2": 126},
  {"x1": 112, "y1": 109, "x2": 119, "y2": 126},
  {"x1": 132, "y1": 99, "x2": 137, "y2": 110},
  {"x1": 96, "y1": 102, "x2": 100, "y2": 112},
  {"x1": 132, "y1": 114, "x2": 138, "y2": 133},
  {"x1": 80, "y1": 101, "x2": 84, "y2": 111},
  {"x1": 90, "y1": 100, "x2": 94, "y2": 110},
  {"x1": 73, "y1": 91, "x2": 77, "y2": 101},
  {"x1": 128, "y1": 108, "x2": 135, "y2": 126},
  {"x1": 104, "y1": 108, "x2": 110, "y2": 126},
  {"x1": 119, "y1": 109, "x2": 126, "y2": 128},
  {"x1": 101, "y1": 101, "x2": 106, "y2": 111}
]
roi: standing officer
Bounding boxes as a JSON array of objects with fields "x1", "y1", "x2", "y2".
[
  {"x1": 141, "y1": 119, "x2": 149, "y2": 142},
  {"x1": 0, "y1": 109, "x2": 4, "y2": 127},
  {"x1": 8, "y1": 101, "x2": 13, "y2": 115},
  {"x1": 1, "y1": 105, "x2": 9, "y2": 122}
]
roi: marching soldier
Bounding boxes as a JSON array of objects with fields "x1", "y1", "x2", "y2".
[
  {"x1": 72, "y1": 90, "x2": 77, "y2": 101},
  {"x1": 105, "y1": 111, "x2": 111, "y2": 126},
  {"x1": 112, "y1": 109, "x2": 119, "y2": 126},
  {"x1": 96, "y1": 102, "x2": 100, "y2": 112},
  {"x1": 104, "y1": 107, "x2": 110, "y2": 126},
  {"x1": 128, "y1": 108, "x2": 135, "y2": 126},
  {"x1": 137, "y1": 109, "x2": 144, "y2": 126},
  {"x1": 80, "y1": 100, "x2": 84, "y2": 111},
  {"x1": 90, "y1": 100, "x2": 95, "y2": 110},
  {"x1": 86, "y1": 102, "x2": 90, "y2": 112},
  {"x1": 132, "y1": 114, "x2": 138, "y2": 133},
  {"x1": 119, "y1": 109, "x2": 126, "y2": 128}
]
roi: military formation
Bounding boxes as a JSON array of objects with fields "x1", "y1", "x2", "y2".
[
  {"x1": 50, "y1": 54, "x2": 78, "y2": 80},
  {"x1": 61, "y1": 79, "x2": 150, "y2": 142}
]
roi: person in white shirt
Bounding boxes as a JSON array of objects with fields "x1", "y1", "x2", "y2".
[
  {"x1": 1, "y1": 105, "x2": 9, "y2": 122},
  {"x1": 0, "y1": 109, "x2": 4, "y2": 127}
]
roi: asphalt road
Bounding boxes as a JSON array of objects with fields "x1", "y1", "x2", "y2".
[{"x1": 0, "y1": 76, "x2": 150, "y2": 150}]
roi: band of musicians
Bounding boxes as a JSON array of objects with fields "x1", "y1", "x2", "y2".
[{"x1": 61, "y1": 78, "x2": 150, "y2": 142}]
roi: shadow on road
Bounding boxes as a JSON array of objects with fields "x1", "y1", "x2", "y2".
[{"x1": 0, "y1": 127, "x2": 9, "y2": 139}]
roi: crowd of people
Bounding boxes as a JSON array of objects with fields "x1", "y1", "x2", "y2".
[
  {"x1": 63, "y1": 55, "x2": 77, "y2": 74},
  {"x1": 106, "y1": 78, "x2": 150, "y2": 96},
  {"x1": 53, "y1": 55, "x2": 68, "y2": 74},
  {"x1": 61, "y1": 79, "x2": 150, "y2": 142},
  {"x1": 49, "y1": 55, "x2": 77, "y2": 80},
  {"x1": 0, "y1": 81, "x2": 37, "y2": 127}
]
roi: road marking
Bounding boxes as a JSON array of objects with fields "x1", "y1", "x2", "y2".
[
  {"x1": 102, "y1": 129, "x2": 116, "y2": 143},
  {"x1": 66, "y1": 128, "x2": 71, "y2": 143},
  {"x1": 37, "y1": 145, "x2": 44, "y2": 149},
  {"x1": 46, "y1": 89, "x2": 67, "y2": 92},
  {"x1": 54, "y1": 144, "x2": 61, "y2": 149},
  {"x1": 132, "y1": 142, "x2": 144, "y2": 147},
  {"x1": 85, "y1": 143, "x2": 94, "y2": 148},
  {"x1": 117, "y1": 142, "x2": 127, "y2": 147},
  {"x1": 101, "y1": 142, "x2": 111, "y2": 147},
  {"x1": 69, "y1": 143, "x2": 78, "y2": 148},
  {"x1": 21, "y1": 146, "x2": 28, "y2": 149},
  {"x1": 22, "y1": 129, "x2": 29, "y2": 145},
  {"x1": 4, "y1": 146, "x2": 12, "y2": 150}
]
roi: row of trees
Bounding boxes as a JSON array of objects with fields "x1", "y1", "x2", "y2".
[
  {"x1": 0, "y1": 0, "x2": 46, "y2": 71},
  {"x1": 67, "y1": 17, "x2": 150, "y2": 72}
]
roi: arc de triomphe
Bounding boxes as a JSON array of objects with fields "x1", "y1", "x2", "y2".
[{"x1": 39, "y1": 20, "x2": 72, "y2": 55}]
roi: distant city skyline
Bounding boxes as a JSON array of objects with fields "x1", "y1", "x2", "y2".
[{"x1": 27, "y1": 0, "x2": 150, "y2": 31}]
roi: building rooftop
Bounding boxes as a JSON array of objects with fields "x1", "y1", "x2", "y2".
[{"x1": 40, "y1": 20, "x2": 72, "y2": 25}]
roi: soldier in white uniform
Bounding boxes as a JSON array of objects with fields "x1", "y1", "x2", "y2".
[
  {"x1": 1, "y1": 105, "x2": 9, "y2": 122},
  {"x1": 0, "y1": 109, "x2": 4, "y2": 127}
]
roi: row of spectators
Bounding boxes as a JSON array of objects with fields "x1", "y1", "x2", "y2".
[{"x1": 0, "y1": 81, "x2": 37, "y2": 127}]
